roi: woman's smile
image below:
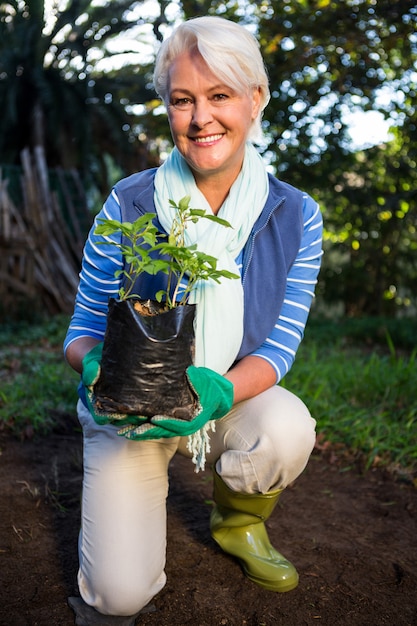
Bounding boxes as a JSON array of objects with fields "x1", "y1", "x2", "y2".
[{"x1": 191, "y1": 133, "x2": 224, "y2": 144}]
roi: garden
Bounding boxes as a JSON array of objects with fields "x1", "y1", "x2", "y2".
[{"x1": 1, "y1": 1, "x2": 416, "y2": 623}]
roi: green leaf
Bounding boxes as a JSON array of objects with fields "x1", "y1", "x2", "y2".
[
  {"x1": 178, "y1": 195, "x2": 191, "y2": 211},
  {"x1": 155, "y1": 290, "x2": 165, "y2": 302},
  {"x1": 189, "y1": 209, "x2": 207, "y2": 218},
  {"x1": 203, "y1": 215, "x2": 234, "y2": 228}
]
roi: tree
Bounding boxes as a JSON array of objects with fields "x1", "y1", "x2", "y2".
[
  {"x1": 316, "y1": 109, "x2": 417, "y2": 317},
  {"x1": 252, "y1": 0, "x2": 417, "y2": 316},
  {"x1": 2, "y1": 0, "x2": 416, "y2": 315},
  {"x1": 251, "y1": 1, "x2": 416, "y2": 171},
  {"x1": 0, "y1": 0, "x2": 160, "y2": 194}
]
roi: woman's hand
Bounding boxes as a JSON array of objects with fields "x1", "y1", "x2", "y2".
[{"x1": 67, "y1": 337, "x2": 277, "y2": 408}]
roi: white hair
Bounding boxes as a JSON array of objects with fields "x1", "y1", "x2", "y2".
[{"x1": 153, "y1": 16, "x2": 270, "y2": 142}]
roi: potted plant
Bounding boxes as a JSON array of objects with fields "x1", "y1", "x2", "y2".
[{"x1": 90, "y1": 196, "x2": 238, "y2": 421}]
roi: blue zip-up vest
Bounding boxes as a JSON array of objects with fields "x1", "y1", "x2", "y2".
[{"x1": 115, "y1": 168, "x2": 303, "y2": 362}]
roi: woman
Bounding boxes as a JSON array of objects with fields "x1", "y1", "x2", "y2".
[{"x1": 65, "y1": 15, "x2": 323, "y2": 624}]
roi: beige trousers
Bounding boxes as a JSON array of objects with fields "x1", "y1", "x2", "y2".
[{"x1": 76, "y1": 385, "x2": 316, "y2": 616}]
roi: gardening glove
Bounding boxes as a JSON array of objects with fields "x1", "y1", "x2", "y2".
[
  {"x1": 81, "y1": 343, "x2": 150, "y2": 430},
  {"x1": 81, "y1": 342, "x2": 102, "y2": 389},
  {"x1": 81, "y1": 342, "x2": 105, "y2": 421},
  {"x1": 120, "y1": 365, "x2": 234, "y2": 440},
  {"x1": 82, "y1": 345, "x2": 234, "y2": 442}
]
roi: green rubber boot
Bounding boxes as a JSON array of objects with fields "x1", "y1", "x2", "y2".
[{"x1": 210, "y1": 469, "x2": 299, "y2": 592}]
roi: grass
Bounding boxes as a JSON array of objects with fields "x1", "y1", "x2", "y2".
[
  {"x1": 282, "y1": 319, "x2": 417, "y2": 474},
  {"x1": 0, "y1": 315, "x2": 79, "y2": 436},
  {"x1": 0, "y1": 314, "x2": 416, "y2": 474}
]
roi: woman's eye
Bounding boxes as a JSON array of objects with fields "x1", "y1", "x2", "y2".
[
  {"x1": 170, "y1": 98, "x2": 192, "y2": 110},
  {"x1": 213, "y1": 93, "x2": 228, "y2": 102}
]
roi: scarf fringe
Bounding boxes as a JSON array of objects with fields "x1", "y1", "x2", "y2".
[{"x1": 187, "y1": 420, "x2": 216, "y2": 472}]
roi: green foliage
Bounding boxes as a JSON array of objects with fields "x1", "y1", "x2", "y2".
[
  {"x1": 251, "y1": 0, "x2": 417, "y2": 317},
  {"x1": 0, "y1": 0, "x2": 154, "y2": 190},
  {"x1": 0, "y1": 350, "x2": 79, "y2": 435},
  {"x1": 1, "y1": 315, "x2": 415, "y2": 475},
  {"x1": 306, "y1": 316, "x2": 417, "y2": 352},
  {"x1": 282, "y1": 321, "x2": 417, "y2": 472},
  {"x1": 0, "y1": 316, "x2": 79, "y2": 435},
  {"x1": 315, "y1": 112, "x2": 417, "y2": 316},
  {"x1": 1, "y1": 0, "x2": 416, "y2": 315},
  {"x1": 95, "y1": 195, "x2": 239, "y2": 307},
  {"x1": 0, "y1": 314, "x2": 72, "y2": 348}
]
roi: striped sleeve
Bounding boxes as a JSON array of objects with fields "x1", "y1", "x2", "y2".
[
  {"x1": 251, "y1": 193, "x2": 323, "y2": 383},
  {"x1": 63, "y1": 190, "x2": 124, "y2": 355},
  {"x1": 64, "y1": 188, "x2": 323, "y2": 381}
]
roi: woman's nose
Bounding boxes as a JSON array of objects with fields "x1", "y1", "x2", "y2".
[{"x1": 191, "y1": 100, "x2": 213, "y2": 128}]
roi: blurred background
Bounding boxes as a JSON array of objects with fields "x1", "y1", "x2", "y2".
[{"x1": 0, "y1": 0, "x2": 416, "y2": 323}]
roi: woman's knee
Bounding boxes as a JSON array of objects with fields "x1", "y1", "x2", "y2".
[
  {"x1": 79, "y1": 567, "x2": 166, "y2": 616},
  {"x1": 216, "y1": 386, "x2": 316, "y2": 492},
  {"x1": 261, "y1": 386, "x2": 316, "y2": 443}
]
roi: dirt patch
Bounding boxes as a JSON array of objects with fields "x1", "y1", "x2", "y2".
[{"x1": 0, "y1": 417, "x2": 416, "y2": 626}]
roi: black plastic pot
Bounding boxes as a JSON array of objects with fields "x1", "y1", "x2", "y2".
[{"x1": 93, "y1": 298, "x2": 197, "y2": 420}]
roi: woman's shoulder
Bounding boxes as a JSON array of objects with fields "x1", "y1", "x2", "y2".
[
  {"x1": 268, "y1": 173, "x2": 313, "y2": 204},
  {"x1": 268, "y1": 172, "x2": 302, "y2": 194},
  {"x1": 113, "y1": 167, "x2": 158, "y2": 219},
  {"x1": 268, "y1": 174, "x2": 320, "y2": 220},
  {"x1": 114, "y1": 167, "x2": 158, "y2": 194}
]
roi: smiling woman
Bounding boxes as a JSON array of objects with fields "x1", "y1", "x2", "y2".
[{"x1": 64, "y1": 15, "x2": 323, "y2": 624}]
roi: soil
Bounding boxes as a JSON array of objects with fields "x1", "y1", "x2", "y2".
[{"x1": 1, "y1": 415, "x2": 416, "y2": 626}]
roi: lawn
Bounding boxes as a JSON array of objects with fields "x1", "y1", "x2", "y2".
[{"x1": 1, "y1": 314, "x2": 416, "y2": 473}]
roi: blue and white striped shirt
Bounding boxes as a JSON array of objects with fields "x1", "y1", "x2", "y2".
[{"x1": 64, "y1": 188, "x2": 322, "y2": 384}]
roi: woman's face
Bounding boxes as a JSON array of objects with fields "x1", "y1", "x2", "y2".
[{"x1": 166, "y1": 48, "x2": 261, "y2": 187}]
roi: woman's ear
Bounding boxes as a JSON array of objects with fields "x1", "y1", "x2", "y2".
[{"x1": 251, "y1": 86, "x2": 262, "y2": 120}]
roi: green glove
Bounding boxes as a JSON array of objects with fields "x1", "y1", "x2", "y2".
[
  {"x1": 122, "y1": 365, "x2": 234, "y2": 440},
  {"x1": 81, "y1": 344, "x2": 234, "y2": 440},
  {"x1": 81, "y1": 342, "x2": 102, "y2": 387},
  {"x1": 82, "y1": 342, "x2": 106, "y2": 425},
  {"x1": 81, "y1": 343, "x2": 148, "y2": 429}
]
